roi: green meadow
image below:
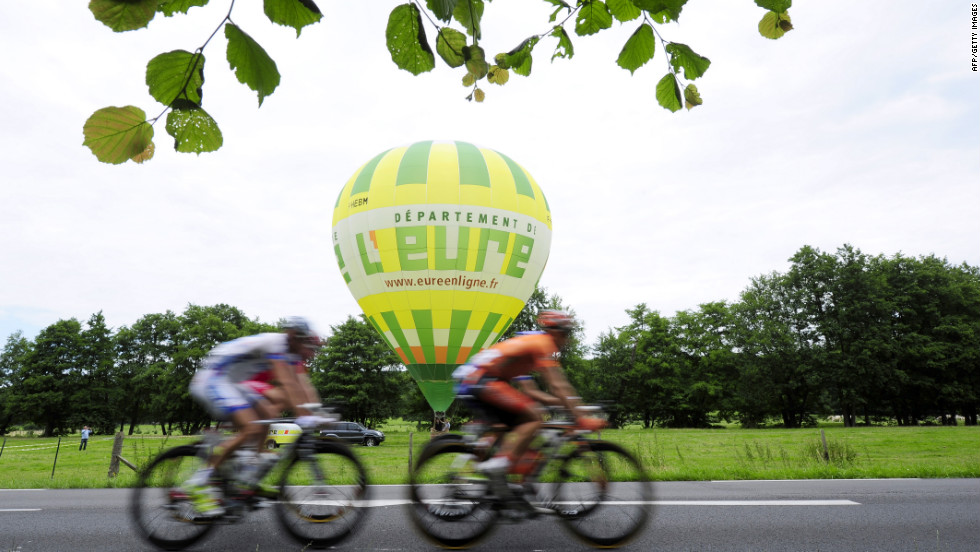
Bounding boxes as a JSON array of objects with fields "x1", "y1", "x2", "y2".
[{"x1": 1, "y1": 422, "x2": 977, "y2": 489}]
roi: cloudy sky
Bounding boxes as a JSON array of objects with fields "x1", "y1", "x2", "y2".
[{"x1": 1, "y1": 1, "x2": 977, "y2": 348}]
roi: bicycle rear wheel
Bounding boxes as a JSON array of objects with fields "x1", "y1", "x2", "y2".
[
  {"x1": 554, "y1": 440, "x2": 652, "y2": 547},
  {"x1": 274, "y1": 441, "x2": 369, "y2": 548},
  {"x1": 130, "y1": 444, "x2": 216, "y2": 551},
  {"x1": 409, "y1": 440, "x2": 498, "y2": 548}
]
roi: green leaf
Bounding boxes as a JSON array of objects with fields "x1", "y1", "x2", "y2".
[
  {"x1": 544, "y1": 0, "x2": 572, "y2": 22},
  {"x1": 655, "y1": 73, "x2": 682, "y2": 112},
  {"x1": 551, "y1": 27, "x2": 574, "y2": 61},
  {"x1": 630, "y1": 0, "x2": 688, "y2": 22},
  {"x1": 665, "y1": 42, "x2": 710, "y2": 80},
  {"x1": 157, "y1": 0, "x2": 208, "y2": 17},
  {"x1": 463, "y1": 45, "x2": 489, "y2": 79},
  {"x1": 453, "y1": 0, "x2": 484, "y2": 39},
  {"x1": 165, "y1": 99, "x2": 223, "y2": 154},
  {"x1": 494, "y1": 37, "x2": 539, "y2": 76},
  {"x1": 754, "y1": 0, "x2": 791, "y2": 12},
  {"x1": 683, "y1": 83, "x2": 702, "y2": 110},
  {"x1": 146, "y1": 50, "x2": 205, "y2": 106},
  {"x1": 575, "y1": 0, "x2": 613, "y2": 36},
  {"x1": 263, "y1": 0, "x2": 322, "y2": 37},
  {"x1": 89, "y1": 0, "x2": 157, "y2": 32},
  {"x1": 426, "y1": 0, "x2": 457, "y2": 22},
  {"x1": 758, "y1": 10, "x2": 792, "y2": 39},
  {"x1": 225, "y1": 24, "x2": 281, "y2": 106},
  {"x1": 616, "y1": 23, "x2": 654, "y2": 74},
  {"x1": 607, "y1": 0, "x2": 641, "y2": 22},
  {"x1": 386, "y1": 4, "x2": 436, "y2": 76},
  {"x1": 488, "y1": 65, "x2": 509, "y2": 85},
  {"x1": 82, "y1": 106, "x2": 155, "y2": 164},
  {"x1": 436, "y1": 28, "x2": 467, "y2": 68}
]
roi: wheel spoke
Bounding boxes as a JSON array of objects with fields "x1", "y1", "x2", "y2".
[
  {"x1": 554, "y1": 441, "x2": 652, "y2": 547},
  {"x1": 408, "y1": 441, "x2": 498, "y2": 548},
  {"x1": 130, "y1": 444, "x2": 216, "y2": 550},
  {"x1": 274, "y1": 442, "x2": 369, "y2": 547}
]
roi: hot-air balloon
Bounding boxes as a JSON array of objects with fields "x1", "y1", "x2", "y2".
[{"x1": 331, "y1": 140, "x2": 552, "y2": 417}]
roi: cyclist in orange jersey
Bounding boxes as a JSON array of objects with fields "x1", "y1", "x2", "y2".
[{"x1": 454, "y1": 310, "x2": 605, "y2": 495}]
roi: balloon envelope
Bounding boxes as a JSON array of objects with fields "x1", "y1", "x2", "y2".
[{"x1": 331, "y1": 141, "x2": 552, "y2": 412}]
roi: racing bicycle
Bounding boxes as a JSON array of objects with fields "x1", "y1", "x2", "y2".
[
  {"x1": 130, "y1": 407, "x2": 369, "y2": 550},
  {"x1": 408, "y1": 407, "x2": 652, "y2": 548}
]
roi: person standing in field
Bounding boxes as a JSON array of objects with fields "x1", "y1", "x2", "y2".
[{"x1": 79, "y1": 426, "x2": 91, "y2": 451}]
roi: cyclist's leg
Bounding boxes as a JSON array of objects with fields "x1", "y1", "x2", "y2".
[
  {"x1": 211, "y1": 406, "x2": 263, "y2": 466},
  {"x1": 189, "y1": 374, "x2": 257, "y2": 467},
  {"x1": 479, "y1": 381, "x2": 541, "y2": 464}
]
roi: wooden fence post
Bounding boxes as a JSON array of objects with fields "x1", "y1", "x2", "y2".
[
  {"x1": 51, "y1": 437, "x2": 62, "y2": 479},
  {"x1": 820, "y1": 429, "x2": 830, "y2": 463},
  {"x1": 108, "y1": 432, "x2": 124, "y2": 477},
  {"x1": 408, "y1": 432, "x2": 414, "y2": 474}
]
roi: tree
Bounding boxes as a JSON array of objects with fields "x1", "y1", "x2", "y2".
[
  {"x1": 883, "y1": 254, "x2": 980, "y2": 425},
  {"x1": 309, "y1": 315, "x2": 403, "y2": 428},
  {"x1": 0, "y1": 332, "x2": 33, "y2": 435},
  {"x1": 115, "y1": 311, "x2": 184, "y2": 435},
  {"x1": 74, "y1": 312, "x2": 120, "y2": 434},
  {"x1": 581, "y1": 304, "x2": 681, "y2": 428},
  {"x1": 820, "y1": 246, "x2": 895, "y2": 426},
  {"x1": 578, "y1": 304, "x2": 661, "y2": 428},
  {"x1": 732, "y1": 271, "x2": 824, "y2": 428},
  {"x1": 671, "y1": 301, "x2": 738, "y2": 427},
  {"x1": 17, "y1": 319, "x2": 84, "y2": 436},
  {"x1": 83, "y1": 0, "x2": 794, "y2": 164},
  {"x1": 583, "y1": 327, "x2": 635, "y2": 428}
]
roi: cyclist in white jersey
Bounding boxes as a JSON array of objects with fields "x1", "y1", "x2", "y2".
[{"x1": 186, "y1": 317, "x2": 322, "y2": 516}]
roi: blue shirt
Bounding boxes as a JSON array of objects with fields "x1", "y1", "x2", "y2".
[{"x1": 81, "y1": 429, "x2": 91, "y2": 440}]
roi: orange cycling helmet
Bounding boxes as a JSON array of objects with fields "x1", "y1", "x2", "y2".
[{"x1": 537, "y1": 310, "x2": 576, "y2": 333}]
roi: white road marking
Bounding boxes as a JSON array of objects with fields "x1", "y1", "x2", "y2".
[
  {"x1": 0, "y1": 509, "x2": 42, "y2": 512},
  {"x1": 357, "y1": 499, "x2": 859, "y2": 507},
  {"x1": 657, "y1": 500, "x2": 859, "y2": 506}
]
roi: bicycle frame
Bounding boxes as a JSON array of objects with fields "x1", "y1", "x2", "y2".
[
  {"x1": 200, "y1": 417, "x2": 334, "y2": 507},
  {"x1": 462, "y1": 417, "x2": 593, "y2": 482}
]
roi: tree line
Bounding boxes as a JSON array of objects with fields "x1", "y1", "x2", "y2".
[
  {"x1": 2, "y1": 244, "x2": 977, "y2": 436},
  {"x1": 567, "y1": 245, "x2": 980, "y2": 428}
]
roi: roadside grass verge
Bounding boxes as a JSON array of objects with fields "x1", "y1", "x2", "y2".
[{"x1": 1, "y1": 423, "x2": 977, "y2": 488}]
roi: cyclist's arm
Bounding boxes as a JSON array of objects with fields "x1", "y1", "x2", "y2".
[
  {"x1": 538, "y1": 363, "x2": 584, "y2": 418},
  {"x1": 295, "y1": 369, "x2": 321, "y2": 405},
  {"x1": 515, "y1": 375, "x2": 562, "y2": 407},
  {"x1": 270, "y1": 358, "x2": 314, "y2": 416}
]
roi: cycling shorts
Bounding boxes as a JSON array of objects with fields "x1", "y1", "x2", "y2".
[
  {"x1": 189, "y1": 369, "x2": 265, "y2": 420},
  {"x1": 467, "y1": 380, "x2": 537, "y2": 427}
]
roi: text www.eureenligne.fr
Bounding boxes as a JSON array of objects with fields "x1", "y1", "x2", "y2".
[{"x1": 383, "y1": 275, "x2": 501, "y2": 290}]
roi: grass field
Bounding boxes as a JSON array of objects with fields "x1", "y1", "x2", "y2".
[{"x1": 1, "y1": 422, "x2": 977, "y2": 489}]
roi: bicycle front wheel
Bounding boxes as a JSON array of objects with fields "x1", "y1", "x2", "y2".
[
  {"x1": 554, "y1": 440, "x2": 652, "y2": 547},
  {"x1": 408, "y1": 440, "x2": 498, "y2": 548},
  {"x1": 274, "y1": 441, "x2": 369, "y2": 548},
  {"x1": 130, "y1": 444, "x2": 216, "y2": 551}
]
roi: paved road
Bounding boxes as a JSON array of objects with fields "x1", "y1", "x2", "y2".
[{"x1": 1, "y1": 479, "x2": 977, "y2": 551}]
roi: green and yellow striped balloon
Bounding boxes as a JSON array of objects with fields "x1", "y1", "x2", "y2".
[{"x1": 331, "y1": 141, "x2": 553, "y2": 412}]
